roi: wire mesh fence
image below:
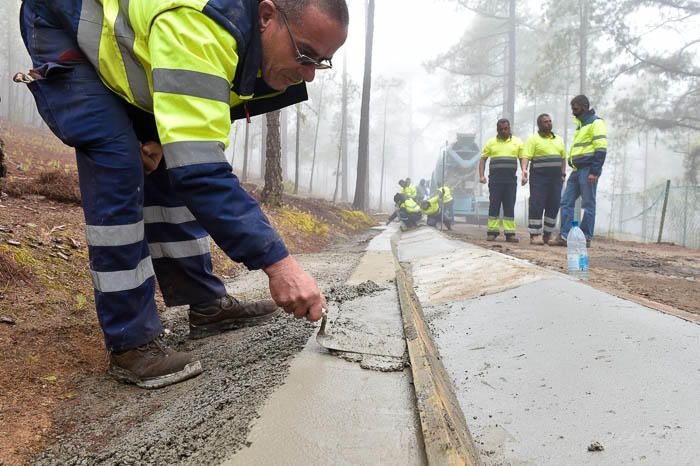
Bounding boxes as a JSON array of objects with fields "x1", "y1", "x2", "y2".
[
  {"x1": 598, "y1": 183, "x2": 700, "y2": 248},
  {"x1": 513, "y1": 182, "x2": 700, "y2": 249}
]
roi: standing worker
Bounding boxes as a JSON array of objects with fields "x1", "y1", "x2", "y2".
[
  {"x1": 18, "y1": 0, "x2": 348, "y2": 388},
  {"x1": 479, "y1": 119, "x2": 523, "y2": 242},
  {"x1": 399, "y1": 178, "x2": 417, "y2": 200},
  {"x1": 521, "y1": 114, "x2": 567, "y2": 245},
  {"x1": 436, "y1": 184, "x2": 454, "y2": 230},
  {"x1": 416, "y1": 179, "x2": 429, "y2": 202},
  {"x1": 556, "y1": 95, "x2": 608, "y2": 247}
]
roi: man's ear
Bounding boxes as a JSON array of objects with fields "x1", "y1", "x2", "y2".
[{"x1": 259, "y1": 0, "x2": 275, "y2": 32}]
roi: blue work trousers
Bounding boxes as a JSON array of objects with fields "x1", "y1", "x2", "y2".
[
  {"x1": 399, "y1": 209, "x2": 422, "y2": 228},
  {"x1": 559, "y1": 166, "x2": 598, "y2": 240},
  {"x1": 20, "y1": 1, "x2": 226, "y2": 352},
  {"x1": 528, "y1": 173, "x2": 563, "y2": 236},
  {"x1": 488, "y1": 181, "x2": 517, "y2": 234}
]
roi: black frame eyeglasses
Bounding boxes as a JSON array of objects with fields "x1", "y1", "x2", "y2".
[{"x1": 272, "y1": 1, "x2": 333, "y2": 70}]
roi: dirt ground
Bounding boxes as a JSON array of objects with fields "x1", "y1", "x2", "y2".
[
  {"x1": 447, "y1": 223, "x2": 700, "y2": 317},
  {"x1": 0, "y1": 120, "x2": 376, "y2": 465}
]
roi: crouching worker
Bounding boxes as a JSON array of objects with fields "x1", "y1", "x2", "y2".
[
  {"x1": 421, "y1": 196, "x2": 442, "y2": 228},
  {"x1": 18, "y1": 0, "x2": 349, "y2": 389},
  {"x1": 387, "y1": 193, "x2": 422, "y2": 230}
]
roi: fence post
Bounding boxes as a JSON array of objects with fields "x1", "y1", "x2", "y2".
[
  {"x1": 682, "y1": 185, "x2": 689, "y2": 247},
  {"x1": 657, "y1": 180, "x2": 671, "y2": 243}
]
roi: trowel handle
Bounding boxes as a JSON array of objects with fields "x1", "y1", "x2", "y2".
[{"x1": 318, "y1": 308, "x2": 328, "y2": 335}]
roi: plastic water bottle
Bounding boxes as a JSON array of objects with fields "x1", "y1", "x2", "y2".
[{"x1": 567, "y1": 220, "x2": 589, "y2": 280}]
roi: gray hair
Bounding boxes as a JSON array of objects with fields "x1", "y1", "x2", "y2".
[
  {"x1": 536, "y1": 113, "x2": 551, "y2": 125},
  {"x1": 276, "y1": 0, "x2": 349, "y2": 27}
]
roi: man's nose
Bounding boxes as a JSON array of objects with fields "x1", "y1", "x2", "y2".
[{"x1": 300, "y1": 65, "x2": 316, "y2": 82}]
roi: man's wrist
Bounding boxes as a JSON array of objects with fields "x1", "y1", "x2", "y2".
[{"x1": 263, "y1": 254, "x2": 293, "y2": 277}]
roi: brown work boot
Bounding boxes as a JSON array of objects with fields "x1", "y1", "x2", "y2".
[
  {"x1": 505, "y1": 234, "x2": 519, "y2": 243},
  {"x1": 529, "y1": 234, "x2": 539, "y2": 245},
  {"x1": 542, "y1": 232, "x2": 551, "y2": 245},
  {"x1": 553, "y1": 236, "x2": 567, "y2": 247},
  {"x1": 189, "y1": 294, "x2": 280, "y2": 339},
  {"x1": 109, "y1": 337, "x2": 203, "y2": 389}
]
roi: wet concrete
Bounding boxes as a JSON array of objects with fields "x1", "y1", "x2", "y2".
[
  {"x1": 32, "y1": 236, "x2": 376, "y2": 465},
  {"x1": 223, "y1": 339, "x2": 422, "y2": 466},
  {"x1": 399, "y1": 227, "x2": 700, "y2": 465},
  {"x1": 223, "y1": 223, "x2": 426, "y2": 465}
]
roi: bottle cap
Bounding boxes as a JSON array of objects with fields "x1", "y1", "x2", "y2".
[{"x1": 572, "y1": 220, "x2": 579, "y2": 227}]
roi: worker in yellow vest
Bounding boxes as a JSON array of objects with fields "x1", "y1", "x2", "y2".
[
  {"x1": 18, "y1": 0, "x2": 348, "y2": 388},
  {"x1": 556, "y1": 95, "x2": 608, "y2": 247},
  {"x1": 387, "y1": 193, "x2": 422, "y2": 230},
  {"x1": 436, "y1": 185, "x2": 454, "y2": 230},
  {"x1": 420, "y1": 196, "x2": 441, "y2": 227},
  {"x1": 479, "y1": 118, "x2": 523, "y2": 242},
  {"x1": 399, "y1": 178, "x2": 417, "y2": 200},
  {"x1": 521, "y1": 114, "x2": 567, "y2": 244}
]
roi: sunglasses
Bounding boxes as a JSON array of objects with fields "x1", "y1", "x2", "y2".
[{"x1": 271, "y1": 0, "x2": 333, "y2": 70}]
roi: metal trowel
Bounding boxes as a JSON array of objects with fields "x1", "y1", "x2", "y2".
[{"x1": 316, "y1": 310, "x2": 406, "y2": 358}]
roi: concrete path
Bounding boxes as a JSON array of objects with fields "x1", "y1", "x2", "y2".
[
  {"x1": 223, "y1": 225, "x2": 426, "y2": 466},
  {"x1": 398, "y1": 227, "x2": 700, "y2": 466}
]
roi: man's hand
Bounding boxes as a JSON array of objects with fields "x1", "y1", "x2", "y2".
[
  {"x1": 141, "y1": 141, "x2": 163, "y2": 175},
  {"x1": 480, "y1": 175, "x2": 487, "y2": 184},
  {"x1": 588, "y1": 174, "x2": 598, "y2": 185},
  {"x1": 264, "y1": 255, "x2": 326, "y2": 321},
  {"x1": 521, "y1": 171, "x2": 528, "y2": 186}
]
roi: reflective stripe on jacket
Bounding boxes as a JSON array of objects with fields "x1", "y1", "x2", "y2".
[
  {"x1": 402, "y1": 184, "x2": 417, "y2": 199},
  {"x1": 569, "y1": 109, "x2": 608, "y2": 176},
  {"x1": 71, "y1": 0, "x2": 304, "y2": 270},
  {"x1": 482, "y1": 135, "x2": 523, "y2": 181},
  {"x1": 401, "y1": 198, "x2": 421, "y2": 214},
  {"x1": 76, "y1": 0, "x2": 307, "y2": 137},
  {"x1": 437, "y1": 186, "x2": 453, "y2": 203},
  {"x1": 523, "y1": 132, "x2": 566, "y2": 176},
  {"x1": 421, "y1": 196, "x2": 440, "y2": 216}
]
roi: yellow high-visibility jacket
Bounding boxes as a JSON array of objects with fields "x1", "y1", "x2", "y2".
[
  {"x1": 421, "y1": 196, "x2": 440, "y2": 216},
  {"x1": 569, "y1": 109, "x2": 608, "y2": 175},
  {"x1": 402, "y1": 184, "x2": 417, "y2": 199},
  {"x1": 481, "y1": 135, "x2": 523, "y2": 182},
  {"x1": 437, "y1": 186, "x2": 453, "y2": 203},
  {"x1": 401, "y1": 198, "x2": 421, "y2": 214},
  {"x1": 523, "y1": 132, "x2": 566, "y2": 175},
  {"x1": 75, "y1": 0, "x2": 307, "y2": 158}
]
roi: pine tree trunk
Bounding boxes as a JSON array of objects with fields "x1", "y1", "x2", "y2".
[
  {"x1": 0, "y1": 136, "x2": 6, "y2": 191},
  {"x1": 242, "y1": 120, "x2": 250, "y2": 181},
  {"x1": 260, "y1": 116, "x2": 267, "y2": 178},
  {"x1": 353, "y1": 0, "x2": 375, "y2": 211},
  {"x1": 280, "y1": 108, "x2": 288, "y2": 178},
  {"x1": 333, "y1": 139, "x2": 342, "y2": 203},
  {"x1": 504, "y1": 0, "x2": 516, "y2": 122},
  {"x1": 341, "y1": 54, "x2": 349, "y2": 202},
  {"x1": 262, "y1": 110, "x2": 283, "y2": 206},
  {"x1": 294, "y1": 104, "x2": 301, "y2": 194},
  {"x1": 309, "y1": 78, "x2": 325, "y2": 194}
]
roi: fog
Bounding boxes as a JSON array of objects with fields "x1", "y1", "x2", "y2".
[{"x1": 0, "y1": 0, "x2": 698, "y2": 245}]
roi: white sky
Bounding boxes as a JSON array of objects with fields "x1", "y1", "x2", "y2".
[{"x1": 325, "y1": 0, "x2": 476, "y2": 176}]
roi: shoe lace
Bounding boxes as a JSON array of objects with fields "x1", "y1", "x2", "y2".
[
  {"x1": 221, "y1": 294, "x2": 241, "y2": 310},
  {"x1": 138, "y1": 336, "x2": 169, "y2": 356}
]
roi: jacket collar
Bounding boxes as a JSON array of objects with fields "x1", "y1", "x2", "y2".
[
  {"x1": 202, "y1": 0, "x2": 309, "y2": 119},
  {"x1": 576, "y1": 109, "x2": 598, "y2": 128}
]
